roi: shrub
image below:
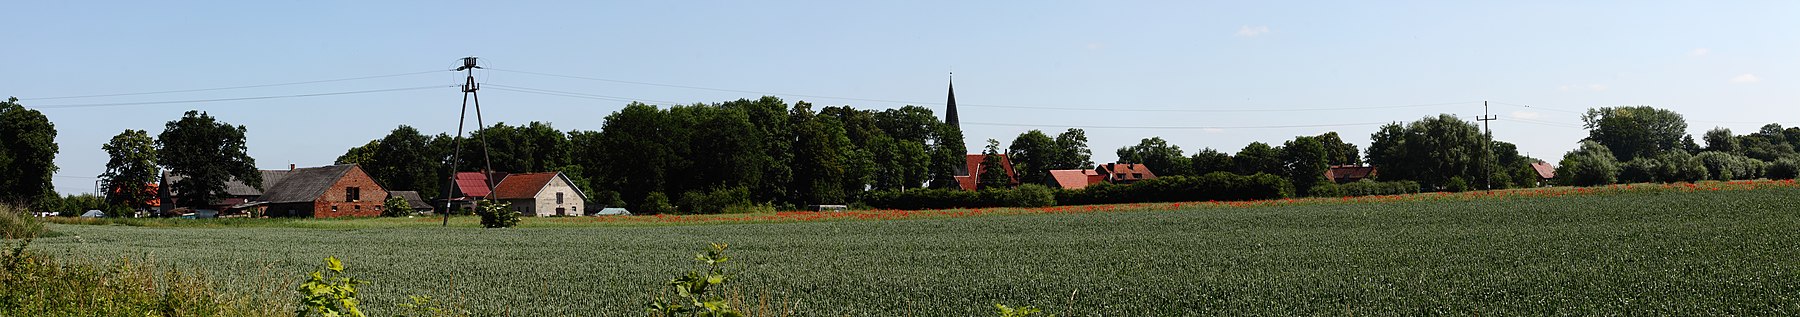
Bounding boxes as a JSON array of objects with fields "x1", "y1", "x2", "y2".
[
  {"x1": 1767, "y1": 156, "x2": 1800, "y2": 180},
  {"x1": 1309, "y1": 179, "x2": 1422, "y2": 197},
  {"x1": 638, "y1": 192, "x2": 677, "y2": 215},
  {"x1": 1693, "y1": 151, "x2": 1762, "y2": 181},
  {"x1": 1444, "y1": 177, "x2": 1470, "y2": 192},
  {"x1": 677, "y1": 186, "x2": 752, "y2": 214},
  {"x1": 474, "y1": 201, "x2": 519, "y2": 229},
  {"x1": 381, "y1": 196, "x2": 412, "y2": 217},
  {"x1": 1651, "y1": 151, "x2": 1706, "y2": 183},
  {"x1": 1056, "y1": 172, "x2": 1293, "y2": 206},
  {"x1": 1620, "y1": 158, "x2": 1658, "y2": 183},
  {"x1": 1557, "y1": 141, "x2": 1620, "y2": 186},
  {"x1": 0, "y1": 203, "x2": 45, "y2": 240},
  {"x1": 864, "y1": 188, "x2": 982, "y2": 210}
]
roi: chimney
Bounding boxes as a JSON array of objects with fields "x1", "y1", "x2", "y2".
[{"x1": 289, "y1": 163, "x2": 295, "y2": 171}]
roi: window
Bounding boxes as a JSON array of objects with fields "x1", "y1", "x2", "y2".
[
  {"x1": 1133, "y1": 173, "x2": 1143, "y2": 179},
  {"x1": 346, "y1": 187, "x2": 361, "y2": 202},
  {"x1": 556, "y1": 192, "x2": 564, "y2": 204},
  {"x1": 355, "y1": 205, "x2": 361, "y2": 210},
  {"x1": 331, "y1": 205, "x2": 339, "y2": 212}
]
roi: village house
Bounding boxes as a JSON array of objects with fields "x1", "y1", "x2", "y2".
[
  {"x1": 954, "y1": 154, "x2": 1019, "y2": 190},
  {"x1": 490, "y1": 172, "x2": 589, "y2": 217},
  {"x1": 1530, "y1": 161, "x2": 1557, "y2": 187},
  {"x1": 443, "y1": 171, "x2": 505, "y2": 213},
  {"x1": 1096, "y1": 163, "x2": 1157, "y2": 184},
  {"x1": 1046, "y1": 169, "x2": 1106, "y2": 189},
  {"x1": 1325, "y1": 165, "x2": 1378, "y2": 183},
  {"x1": 257, "y1": 164, "x2": 388, "y2": 218}
]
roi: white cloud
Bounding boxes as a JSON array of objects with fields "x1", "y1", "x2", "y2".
[
  {"x1": 1690, "y1": 48, "x2": 1710, "y2": 56},
  {"x1": 1510, "y1": 111, "x2": 1542, "y2": 119},
  {"x1": 1731, "y1": 73, "x2": 1761, "y2": 84},
  {"x1": 1235, "y1": 25, "x2": 1270, "y2": 37}
]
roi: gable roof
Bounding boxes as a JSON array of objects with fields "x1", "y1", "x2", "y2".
[
  {"x1": 453, "y1": 172, "x2": 494, "y2": 198},
  {"x1": 1096, "y1": 163, "x2": 1157, "y2": 181},
  {"x1": 1047, "y1": 169, "x2": 1103, "y2": 189},
  {"x1": 256, "y1": 165, "x2": 357, "y2": 203},
  {"x1": 492, "y1": 172, "x2": 558, "y2": 199},
  {"x1": 386, "y1": 191, "x2": 432, "y2": 210},
  {"x1": 954, "y1": 154, "x2": 1018, "y2": 191},
  {"x1": 1325, "y1": 165, "x2": 1378, "y2": 182},
  {"x1": 164, "y1": 169, "x2": 292, "y2": 197},
  {"x1": 1530, "y1": 161, "x2": 1556, "y2": 179}
]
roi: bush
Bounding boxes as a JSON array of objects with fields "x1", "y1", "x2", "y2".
[
  {"x1": 1767, "y1": 157, "x2": 1800, "y2": 180},
  {"x1": 1693, "y1": 151, "x2": 1762, "y2": 181},
  {"x1": 1308, "y1": 179, "x2": 1422, "y2": 197},
  {"x1": 637, "y1": 192, "x2": 677, "y2": 215},
  {"x1": 1, "y1": 203, "x2": 45, "y2": 240},
  {"x1": 1056, "y1": 172, "x2": 1293, "y2": 206},
  {"x1": 1557, "y1": 141, "x2": 1620, "y2": 186},
  {"x1": 1651, "y1": 151, "x2": 1706, "y2": 183},
  {"x1": 381, "y1": 196, "x2": 412, "y2": 217},
  {"x1": 474, "y1": 200, "x2": 519, "y2": 228},
  {"x1": 677, "y1": 186, "x2": 753, "y2": 214},
  {"x1": 1444, "y1": 177, "x2": 1470, "y2": 192}
]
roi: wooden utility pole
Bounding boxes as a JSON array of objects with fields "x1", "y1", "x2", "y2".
[
  {"x1": 1475, "y1": 101, "x2": 1498, "y2": 190},
  {"x1": 442, "y1": 57, "x2": 497, "y2": 227}
]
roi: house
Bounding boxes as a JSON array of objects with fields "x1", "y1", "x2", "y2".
[
  {"x1": 160, "y1": 167, "x2": 295, "y2": 214},
  {"x1": 444, "y1": 171, "x2": 505, "y2": 212},
  {"x1": 954, "y1": 154, "x2": 1019, "y2": 191},
  {"x1": 1529, "y1": 161, "x2": 1556, "y2": 186},
  {"x1": 1325, "y1": 165, "x2": 1378, "y2": 183},
  {"x1": 490, "y1": 172, "x2": 588, "y2": 217},
  {"x1": 385, "y1": 190, "x2": 435, "y2": 214},
  {"x1": 1095, "y1": 163, "x2": 1157, "y2": 184},
  {"x1": 257, "y1": 164, "x2": 388, "y2": 218},
  {"x1": 1046, "y1": 169, "x2": 1105, "y2": 189}
]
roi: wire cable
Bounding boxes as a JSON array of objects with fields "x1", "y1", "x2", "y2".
[
  {"x1": 32, "y1": 85, "x2": 455, "y2": 109},
  {"x1": 22, "y1": 70, "x2": 444, "y2": 100}
]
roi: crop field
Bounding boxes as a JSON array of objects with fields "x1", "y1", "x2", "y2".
[{"x1": 25, "y1": 182, "x2": 1800, "y2": 316}]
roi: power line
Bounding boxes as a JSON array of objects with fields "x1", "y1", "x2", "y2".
[
  {"x1": 1491, "y1": 101, "x2": 1585, "y2": 114},
  {"x1": 21, "y1": 70, "x2": 444, "y2": 100},
  {"x1": 484, "y1": 84, "x2": 688, "y2": 106},
  {"x1": 31, "y1": 85, "x2": 455, "y2": 109},
  {"x1": 962, "y1": 121, "x2": 1391, "y2": 130},
  {"x1": 491, "y1": 68, "x2": 1482, "y2": 113}
]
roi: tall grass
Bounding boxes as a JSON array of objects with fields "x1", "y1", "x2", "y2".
[
  {"x1": 0, "y1": 203, "x2": 46, "y2": 239},
  {"x1": 0, "y1": 239, "x2": 288, "y2": 316}
]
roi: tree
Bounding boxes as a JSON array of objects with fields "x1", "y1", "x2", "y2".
[
  {"x1": 1005, "y1": 130, "x2": 1057, "y2": 185},
  {"x1": 1556, "y1": 140, "x2": 1619, "y2": 186},
  {"x1": 1703, "y1": 127, "x2": 1739, "y2": 153},
  {"x1": 1051, "y1": 128, "x2": 1094, "y2": 170},
  {"x1": 790, "y1": 102, "x2": 851, "y2": 204},
  {"x1": 1234, "y1": 142, "x2": 1282, "y2": 175},
  {"x1": 1364, "y1": 115, "x2": 1493, "y2": 190},
  {"x1": 1315, "y1": 132, "x2": 1361, "y2": 166},
  {"x1": 978, "y1": 139, "x2": 1012, "y2": 189},
  {"x1": 1280, "y1": 136, "x2": 1330, "y2": 196},
  {"x1": 157, "y1": 110, "x2": 260, "y2": 209},
  {"x1": 1189, "y1": 148, "x2": 1234, "y2": 175},
  {"x1": 366, "y1": 125, "x2": 441, "y2": 199},
  {"x1": 334, "y1": 140, "x2": 379, "y2": 165},
  {"x1": 100, "y1": 129, "x2": 159, "y2": 210},
  {"x1": 0, "y1": 97, "x2": 59, "y2": 207},
  {"x1": 928, "y1": 123, "x2": 967, "y2": 189},
  {"x1": 1581, "y1": 106, "x2": 1688, "y2": 162},
  {"x1": 1116, "y1": 137, "x2": 1193, "y2": 176},
  {"x1": 594, "y1": 103, "x2": 675, "y2": 212}
]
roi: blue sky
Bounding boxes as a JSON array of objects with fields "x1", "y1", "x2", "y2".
[{"x1": 6, "y1": 1, "x2": 1795, "y2": 195}]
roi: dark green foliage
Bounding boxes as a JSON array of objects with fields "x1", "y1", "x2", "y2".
[
  {"x1": 1005, "y1": 130, "x2": 1057, "y2": 185},
  {"x1": 100, "y1": 129, "x2": 160, "y2": 210},
  {"x1": 157, "y1": 110, "x2": 259, "y2": 209},
  {"x1": 590, "y1": 190, "x2": 627, "y2": 209},
  {"x1": 1580, "y1": 106, "x2": 1688, "y2": 162},
  {"x1": 1737, "y1": 124, "x2": 1796, "y2": 161},
  {"x1": 1280, "y1": 136, "x2": 1330, "y2": 196},
  {"x1": 1556, "y1": 141, "x2": 1619, "y2": 186},
  {"x1": 1307, "y1": 180, "x2": 1422, "y2": 197},
  {"x1": 1056, "y1": 172, "x2": 1294, "y2": 206},
  {"x1": 381, "y1": 197, "x2": 412, "y2": 217},
  {"x1": 978, "y1": 139, "x2": 1012, "y2": 190},
  {"x1": 0, "y1": 204, "x2": 44, "y2": 239},
  {"x1": 677, "y1": 187, "x2": 752, "y2": 215},
  {"x1": 1233, "y1": 142, "x2": 1282, "y2": 175},
  {"x1": 637, "y1": 192, "x2": 676, "y2": 215},
  {"x1": 474, "y1": 201, "x2": 519, "y2": 228},
  {"x1": 863, "y1": 184, "x2": 1056, "y2": 210},
  {"x1": 335, "y1": 140, "x2": 379, "y2": 166},
  {"x1": 1692, "y1": 151, "x2": 1764, "y2": 181},
  {"x1": 1051, "y1": 128, "x2": 1094, "y2": 170},
  {"x1": 1703, "y1": 127, "x2": 1739, "y2": 153},
  {"x1": 369, "y1": 126, "x2": 443, "y2": 200},
  {"x1": 1766, "y1": 157, "x2": 1800, "y2": 180},
  {"x1": 1314, "y1": 131, "x2": 1361, "y2": 165},
  {"x1": 928, "y1": 124, "x2": 968, "y2": 190},
  {"x1": 0, "y1": 97, "x2": 59, "y2": 208},
  {"x1": 1116, "y1": 137, "x2": 1193, "y2": 176},
  {"x1": 1444, "y1": 177, "x2": 1470, "y2": 193},
  {"x1": 1188, "y1": 148, "x2": 1234, "y2": 175},
  {"x1": 1365, "y1": 115, "x2": 1494, "y2": 190}
]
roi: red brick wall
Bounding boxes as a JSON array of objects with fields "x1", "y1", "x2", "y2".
[{"x1": 311, "y1": 166, "x2": 387, "y2": 218}]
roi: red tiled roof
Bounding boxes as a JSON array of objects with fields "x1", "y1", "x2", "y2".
[
  {"x1": 1326, "y1": 165, "x2": 1378, "y2": 182},
  {"x1": 1096, "y1": 163, "x2": 1157, "y2": 182},
  {"x1": 454, "y1": 172, "x2": 492, "y2": 198},
  {"x1": 1047, "y1": 169, "x2": 1102, "y2": 189},
  {"x1": 492, "y1": 172, "x2": 557, "y2": 199},
  {"x1": 954, "y1": 154, "x2": 1018, "y2": 191},
  {"x1": 1530, "y1": 161, "x2": 1556, "y2": 179}
]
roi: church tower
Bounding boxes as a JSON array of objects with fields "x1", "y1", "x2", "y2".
[{"x1": 945, "y1": 74, "x2": 960, "y2": 129}]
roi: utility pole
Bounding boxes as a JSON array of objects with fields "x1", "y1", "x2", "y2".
[
  {"x1": 442, "y1": 57, "x2": 497, "y2": 227},
  {"x1": 1475, "y1": 101, "x2": 1498, "y2": 190}
]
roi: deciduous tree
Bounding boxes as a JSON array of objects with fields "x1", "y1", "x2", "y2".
[
  {"x1": 157, "y1": 110, "x2": 259, "y2": 208},
  {"x1": 100, "y1": 129, "x2": 159, "y2": 210}
]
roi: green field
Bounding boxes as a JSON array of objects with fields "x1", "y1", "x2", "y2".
[{"x1": 26, "y1": 186, "x2": 1800, "y2": 316}]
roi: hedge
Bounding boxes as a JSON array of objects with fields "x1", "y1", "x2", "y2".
[
  {"x1": 1055, "y1": 172, "x2": 1294, "y2": 206},
  {"x1": 1307, "y1": 179, "x2": 1422, "y2": 197}
]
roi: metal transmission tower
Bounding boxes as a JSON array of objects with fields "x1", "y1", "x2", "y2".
[
  {"x1": 1475, "y1": 101, "x2": 1498, "y2": 190},
  {"x1": 442, "y1": 57, "x2": 498, "y2": 227}
]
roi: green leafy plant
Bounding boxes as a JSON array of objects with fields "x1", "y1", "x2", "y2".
[
  {"x1": 381, "y1": 196, "x2": 412, "y2": 217},
  {"x1": 296, "y1": 256, "x2": 366, "y2": 317},
  {"x1": 994, "y1": 304, "x2": 1053, "y2": 317},
  {"x1": 648, "y1": 243, "x2": 742, "y2": 317},
  {"x1": 473, "y1": 200, "x2": 519, "y2": 228},
  {"x1": 0, "y1": 203, "x2": 45, "y2": 239}
]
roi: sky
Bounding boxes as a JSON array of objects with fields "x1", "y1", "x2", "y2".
[{"x1": 4, "y1": 1, "x2": 1796, "y2": 195}]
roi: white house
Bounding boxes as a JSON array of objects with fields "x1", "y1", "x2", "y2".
[{"x1": 490, "y1": 172, "x2": 589, "y2": 217}]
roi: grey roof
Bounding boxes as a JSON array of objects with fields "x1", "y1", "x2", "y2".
[
  {"x1": 255, "y1": 165, "x2": 356, "y2": 203},
  {"x1": 387, "y1": 191, "x2": 433, "y2": 210},
  {"x1": 165, "y1": 170, "x2": 291, "y2": 196}
]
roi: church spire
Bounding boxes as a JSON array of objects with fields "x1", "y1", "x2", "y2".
[{"x1": 945, "y1": 72, "x2": 960, "y2": 130}]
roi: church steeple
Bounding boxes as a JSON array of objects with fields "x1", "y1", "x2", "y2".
[{"x1": 945, "y1": 73, "x2": 960, "y2": 130}]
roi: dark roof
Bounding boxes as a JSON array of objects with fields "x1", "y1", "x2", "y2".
[
  {"x1": 256, "y1": 165, "x2": 356, "y2": 203},
  {"x1": 386, "y1": 191, "x2": 432, "y2": 210},
  {"x1": 1326, "y1": 165, "x2": 1378, "y2": 182},
  {"x1": 493, "y1": 173, "x2": 557, "y2": 199},
  {"x1": 954, "y1": 154, "x2": 1018, "y2": 191}
]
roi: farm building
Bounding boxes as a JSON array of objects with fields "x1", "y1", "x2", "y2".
[
  {"x1": 385, "y1": 190, "x2": 435, "y2": 214},
  {"x1": 257, "y1": 164, "x2": 388, "y2": 218},
  {"x1": 1325, "y1": 165, "x2": 1378, "y2": 183},
  {"x1": 1096, "y1": 163, "x2": 1157, "y2": 184},
  {"x1": 954, "y1": 154, "x2": 1019, "y2": 190},
  {"x1": 444, "y1": 171, "x2": 506, "y2": 212},
  {"x1": 1046, "y1": 169, "x2": 1105, "y2": 189},
  {"x1": 1530, "y1": 161, "x2": 1557, "y2": 186},
  {"x1": 160, "y1": 168, "x2": 294, "y2": 214},
  {"x1": 491, "y1": 172, "x2": 589, "y2": 217}
]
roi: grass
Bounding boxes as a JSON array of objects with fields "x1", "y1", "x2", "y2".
[{"x1": 23, "y1": 182, "x2": 1800, "y2": 315}]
